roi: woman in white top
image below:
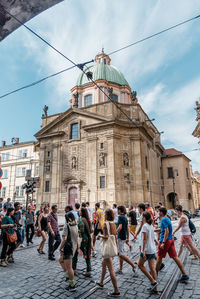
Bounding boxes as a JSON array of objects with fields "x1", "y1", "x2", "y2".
[
  {"x1": 173, "y1": 205, "x2": 200, "y2": 263},
  {"x1": 138, "y1": 212, "x2": 158, "y2": 293}
]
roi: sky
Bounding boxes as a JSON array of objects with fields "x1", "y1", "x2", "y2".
[{"x1": 0, "y1": 0, "x2": 200, "y2": 171}]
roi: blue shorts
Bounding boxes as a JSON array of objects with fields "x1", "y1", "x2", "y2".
[{"x1": 140, "y1": 252, "x2": 155, "y2": 260}]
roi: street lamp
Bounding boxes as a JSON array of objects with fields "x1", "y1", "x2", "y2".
[{"x1": 87, "y1": 189, "x2": 91, "y2": 203}]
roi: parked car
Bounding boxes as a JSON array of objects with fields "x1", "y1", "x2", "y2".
[{"x1": 167, "y1": 209, "x2": 178, "y2": 220}]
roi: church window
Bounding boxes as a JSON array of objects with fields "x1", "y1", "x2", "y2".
[
  {"x1": 147, "y1": 180, "x2": 150, "y2": 191},
  {"x1": 168, "y1": 167, "x2": 174, "y2": 179},
  {"x1": 84, "y1": 94, "x2": 92, "y2": 107},
  {"x1": 104, "y1": 58, "x2": 106, "y2": 64},
  {"x1": 121, "y1": 92, "x2": 125, "y2": 103},
  {"x1": 100, "y1": 143, "x2": 104, "y2": 149},
  {"x1": 145, "y1": 156, "x2": 148, "y2": 169},
  {"x1": 45, "y1": 181, "x2": 50, "y2": 193},
  {"x1": 112, "y1": 94, "x2": 118, "y2": 102},
  {"x1": 47, "y1": 151, "x2": 51, "y2": 157},
  {"x1": 100, "y1": 176, "x2": 105, "y2": 189},
  {"x1": 70, "y1": 123, "x2": 79, "y2": 140}
]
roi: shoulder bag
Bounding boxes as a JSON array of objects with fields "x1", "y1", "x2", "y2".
[
  {"x1": 101, "y1": 221, "x2": 118, "y2": 259},
  {"x1": 6, "y1": 230, "x2": 17, "y2": 243}
]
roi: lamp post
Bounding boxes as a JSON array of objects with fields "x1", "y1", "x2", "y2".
[{"x1": 87, "y1": 188, "x2": 91, "y2": 203}]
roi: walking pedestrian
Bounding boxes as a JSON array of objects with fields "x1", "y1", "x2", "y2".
[
  {"x1": 73, "y1": 207, "x2": 92, "y2": 277},
  {"x1": 113, "y1": 204, "x2": 118, "y2": 228},
  {"x1": 59, "y1": 212, "x2": 78, "y2": 292},
  {"x1": 96, "y1": 208, "x2": 120, "y2": 297},
  {"x1": 37, "y1": 206, "x2": 49, "y2": 254},
  {"x1": 134, "y1": 203, "x2": 146, "y2": 251},
  {"x1": 92, "y1": 203, "x2": 104, "y2": 257},
  {"x1": 65, "y1": 205, "x2": 79, "y2": 221},
  {"x1": 20, "y1": 209, "x2": 26, "y2": 248},
  {"x1": 3, "y1": 198, "x2": 13, "y2": 210},
  {"x1": 138, "y1": 212, "x2": 158, "y2": 293},
  {"x1": 26, "y1": 206, "x2": 35, "y2": 246},
  {"x1": 116, "y1": 205, "x2": 136, "y2": 274},
  {"x1": 156, "y1": 207, "x2": 189, "y2": 282},
  {"x1": 173, "y1": 205, "x2": 200, "y2": 263},
  {"x1": 48, "y1": 205, "x2": 61, "y2": 260},
  {"x1": 128, "y1": 205, "x2": 137, "y2": 240},
  {"x1": 0, "y1": 208, "x2": 16, "y2": 267},
  {"x1": 13, "y1": 202, "x2": 22, "y2": 249}
]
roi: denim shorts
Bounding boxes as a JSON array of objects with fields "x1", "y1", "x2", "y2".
[{"x1": 140, "y1": 252, "x2": 155, "y2": 260}]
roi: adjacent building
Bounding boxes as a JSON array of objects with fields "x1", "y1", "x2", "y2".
[
  {"x1": 35, "y1": 51, "x2": 165, "y2": 210},
  {"x1": 0, "y1": 139, "x2": 39, "y2": 204},
  {"x1": 162, "y1": 148, "x2": 193, "y2": 210}
]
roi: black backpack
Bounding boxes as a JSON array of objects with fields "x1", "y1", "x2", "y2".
[{"x1": 189, "y1": 219, "x2": 196, "y2": 234}]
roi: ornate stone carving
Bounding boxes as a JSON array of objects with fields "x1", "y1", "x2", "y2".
[
  {"x1": 72, "y1": 156, "x2": 77, "y2": 169},
  {"x1": 73, "y1": 92, "x2": 79, "y2": 108},
  {"x1": 107, "y1": 87, "x2": 113, "y2": 100},
  {"x1": 99, "y1": 152, "x2": 106, "y2": 167},
  {"x1": 123, "y1": 153, "x2": 129, "y2": 166},
  {"x1": 130, "y1": 91, "x2": 137, "y2": 104}
]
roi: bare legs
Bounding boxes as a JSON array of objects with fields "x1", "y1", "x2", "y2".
[
  {"x1": 64, "y1": 259, "x2": 74, "y2": 281},
  {"x1": 119, "y1": 254, "x2": 135, "y2": 270},
  {"x1": 156, "y1": 256, "x2": 187, "y2": 275},
  {"x1": 38, "y1": 232, "x2": 47, "y2": 252},
  {"x1": 99, "y1": 258, "x2": 119, "y2": 294},
  {"x1": 138, "y1": 257, "x2": 157, "y2": 291}
]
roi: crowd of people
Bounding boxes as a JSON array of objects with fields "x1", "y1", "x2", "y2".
[{"x1": 0, "y1": 197, "x2": 199, "y2": 297}]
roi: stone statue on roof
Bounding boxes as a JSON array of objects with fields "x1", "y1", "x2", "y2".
[
  {"x1": 130, "y1": 91, "x2": 137, "y2": 104},
  {"x1": 43, "y1": 105, "x2": 48, "y2": 117},
  {"x1": 73, "y1": 92, "x2": 79, "y2": 108}
]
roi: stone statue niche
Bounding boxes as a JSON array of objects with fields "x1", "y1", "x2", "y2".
[
  {"x1": 123, "y1": 153, "x2": 129, "y2": 166},
  {"x1": 72, "y1": 156, "x2": 77, "y2": 169},
  {"x1": 99, "y1": 152, "x2": 106, "y2": 167}
]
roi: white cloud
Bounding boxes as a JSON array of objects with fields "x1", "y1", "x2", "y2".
[{"x1": 140, "y1": 77, "x2": 200, "y2": 171}]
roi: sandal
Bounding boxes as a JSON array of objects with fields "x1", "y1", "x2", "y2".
[
  {"x1": 107, "y1": 292, "x2": 120, "y2": 297},
  {"x1": 95, "y1": 282, "x2": 103, "y2": 288}
]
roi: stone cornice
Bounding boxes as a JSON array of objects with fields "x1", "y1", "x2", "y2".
[{"x1": 36, "y1": 131, "x2": 65, "y2": 140}]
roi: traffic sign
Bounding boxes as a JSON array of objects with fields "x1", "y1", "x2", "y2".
[
  {"x1": 0, "y1": 168, "x2": 3, "y2": 178},
  {"x1": 0, "y1": 182, "x2": 2, "y2": 190}
]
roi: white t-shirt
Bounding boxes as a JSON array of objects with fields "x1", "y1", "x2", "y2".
[
  {"x1": 113, "y1": 208, "x2": 118, "y2": 223},
  {"x1": 141, "y1": 223, "x2": 156, "y2": 254}
]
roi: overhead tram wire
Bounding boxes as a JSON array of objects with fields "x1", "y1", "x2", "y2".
[{"x1": 0, "y1": 10, "x2": 199, "y2": 101}]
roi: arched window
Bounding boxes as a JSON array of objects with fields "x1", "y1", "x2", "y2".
[
  {"x1": 112, "y1": 94, "x2": 118, "y2": 102},
  {"x1": 84, "y1": 94, "x2": 92, "y2": 106}
]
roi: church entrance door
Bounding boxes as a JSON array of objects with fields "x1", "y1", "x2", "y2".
[{"x1": 69, "y1": 187, "x2": 78, "y2": 208}]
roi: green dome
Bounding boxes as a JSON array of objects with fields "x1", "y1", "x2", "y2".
[{"x1": 76, "y1": 63, "x2": 129, "y2": 87}]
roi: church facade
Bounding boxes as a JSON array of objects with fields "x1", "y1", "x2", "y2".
[{"x1": 35, "y1": 52, "x2": 165, "y2": 210}]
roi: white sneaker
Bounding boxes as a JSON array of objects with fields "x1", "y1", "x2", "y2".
[{"x1": 20, "y1": 244, "x2": 25, "y2": 248}]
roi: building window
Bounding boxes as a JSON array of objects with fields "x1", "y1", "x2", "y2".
[
  {"x1": 121, "y1": 92, "x2": 125, "y2": 103},
  {"x1": 168, "y1": 167, "x2": 174, "y2": 179},
  {"x1": 104, "y1": 58, "x2": 106, "y2": 64},
  {"x1": 16, "y1": 167, "x2": 26, "y2": 177},
  {"x1": 100, "y1": 143, "x2": 104, "y2": 149},
  {"x1": 186, "y1": 168, "x2": 189, "y2": 179},
  {"x1": 16, "y1": 186, "x2": 20, "y2": 197},
  {"x1": 70, "y1": 123, "x2": 79, "y2": 140},
  {"x1": 147, "y1": 180, "x2": 150, "y2": 190},
  {"x1": 84, "y1": 94, "x2": 92, "y2": 107},
  {"x1": 20, "y1": 186, "x2": 24, "y2": 197},
  {"x1": 100, "y1": 176, "x2": 105, "y2": 189},
  {"x1": 18, "y1": 149, "x2": 27, "y2": 158},
  {"x1": 2, "y1": 169, "x2": 8, "y2": 179},
  {"x1": 2, "y1": 187, "x2": 6, "y2": 198},
  {"x1": 45, "y1": 181, "x2": 50, "y2": 193},
  {"x1": 145, "y1": 156, "x2": 148, "y2": 169},
  {"x1": 47, "y1": 151, "x2": 51, "y2": 157},
  {"x1": 2, "y1": 152, "x2": 10, "y2": 161},
  {"x1": 112, "y1": 94, "x2": 118, "y2": 102}
]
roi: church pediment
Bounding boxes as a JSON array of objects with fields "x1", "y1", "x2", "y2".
[{"x1": 35, "y1": 107, "x2": 111, "y2": 139}]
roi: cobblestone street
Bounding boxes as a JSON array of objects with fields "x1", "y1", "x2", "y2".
[{"x1": 1, "y1": 220, "x2": 200, "y2": 299}]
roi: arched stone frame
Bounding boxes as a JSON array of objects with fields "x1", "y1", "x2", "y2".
[{"x1": 166, "y1": 192, "x2": 178, "y2": 209}]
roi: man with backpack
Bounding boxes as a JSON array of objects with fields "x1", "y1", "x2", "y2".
[{"x1": 173, "y1": 205, "x2": 200, "y2": 263}]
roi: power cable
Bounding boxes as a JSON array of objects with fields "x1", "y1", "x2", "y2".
[{"x1": 0, "y1": 9, "x2": 199, "y2": 103}]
